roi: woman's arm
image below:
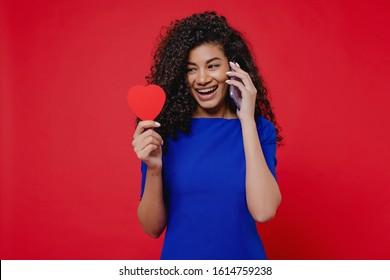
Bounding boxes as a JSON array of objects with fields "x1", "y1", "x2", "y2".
[
  {"x1": 226, "y1": 62, "x2": 281, "y2": 223},
  {"x1": 132, "y1": 121, "x2": 166, "y2": 238},
  {"x1": 137, "y1": 167, "x2": 166, "y2": 238},
  {"x1": 240, "y1": 119, "x2": 281, "y2": 223}
]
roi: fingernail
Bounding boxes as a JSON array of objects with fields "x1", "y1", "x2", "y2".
[
  {"x1": 225, "y1": 79, "x2": 231, "y2": 83},
  {"x1": 161, "y1": 140, "x2": 164, "y2": 146},
  {"x1": 226, "y1": 71, "x2": 232, "y2": 74},
  {"x1": 235, "y1": 62, "x2": 240, "y2": 67},
  {"x1": 155, "y1": 122, "x2": 161, "y2": 127},
  {"x1": 229, "y1": 61, "x2": 236, "y2": 66}
]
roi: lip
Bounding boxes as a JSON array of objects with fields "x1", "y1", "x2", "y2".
[
  {"x1": 195, "y1": 85, "x2": 218, "y2": 94},
  {"x1": 194, "y1": 85, "x2": 218, "y2": 101},
  {"x1": 194, "y1": 86, "x2": 218, "y2": 101}
]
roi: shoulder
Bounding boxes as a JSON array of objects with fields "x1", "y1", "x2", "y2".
[{"x1": 255, "y1": 116, "x2": 276, "y2": 144}]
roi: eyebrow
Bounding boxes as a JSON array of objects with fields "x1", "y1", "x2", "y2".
[{"x1": 187, "y1": 57, "x2": 222, "y2": 66}]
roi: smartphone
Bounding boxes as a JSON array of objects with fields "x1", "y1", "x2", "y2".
[{"x1": 229, "y1": 70, "x2": 242, "y2": 110}]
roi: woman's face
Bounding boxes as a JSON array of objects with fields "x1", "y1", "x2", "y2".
[{"x1": 187, "y1": 43, "x2": 232, "y2": 118}]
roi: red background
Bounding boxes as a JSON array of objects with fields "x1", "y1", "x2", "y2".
[{"x1": 1, "y1": 0, "x2": 389, "y2": 259}]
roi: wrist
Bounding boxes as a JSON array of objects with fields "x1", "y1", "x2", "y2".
[
  {"x1": 147, "y1": 164, "x2": 162, "y2": 175},
  {"x1": 240, "y1": 116, "x2": 256, "y2": 128}
]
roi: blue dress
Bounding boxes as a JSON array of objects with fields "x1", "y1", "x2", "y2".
[{"x1": 141, "y1": 116, "x2": 277, "y2": 260}]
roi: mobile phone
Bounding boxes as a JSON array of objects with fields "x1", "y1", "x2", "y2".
[{"x1": 229, "y1": 70, "x2": 242, "y2": 110}]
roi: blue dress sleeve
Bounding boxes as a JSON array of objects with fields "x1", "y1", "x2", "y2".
[
  {"x1": 257, "y1": 117, "x2": 278, "y2": 180},
  {"x1": 140, "y1": 162, "x2": 147, "y2": 199}
]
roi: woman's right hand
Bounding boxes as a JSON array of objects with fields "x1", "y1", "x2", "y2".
[{"x1": 132, "y1": 121, "x2": 164, "y2": 172}]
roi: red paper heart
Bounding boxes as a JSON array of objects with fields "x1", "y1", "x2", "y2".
[{"x1": 127, "y1": 85, "x2": 166, "y2": 120}]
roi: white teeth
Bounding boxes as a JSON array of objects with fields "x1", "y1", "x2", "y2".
[{"x1": 197, "y1": 87, "x2": 217, "y2": 94}]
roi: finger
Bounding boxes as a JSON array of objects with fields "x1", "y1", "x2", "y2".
[
  {"x1": 136, "y1": 135, "x2": 163, "y2": 152},
  {"x1": 229, "y1": 61, "x2": 240, "y2": 70},
  {"x1": 143, "y1": 129, "x2": 163, "y2": 144},
  {"x1": 227, "y1": 66, "x2": 253, "y2": 88},
  {"x1": 226, "y1": 69, "x2": 248, "y2": 80},
  {"x1": 225, "y1": 79, "x2": 247, "y2": 93},
  {"x1": 138, "y1": 144, "x2": 160, "y2": 161},
  {"x1": 226, "y1": 71, "x2": 249, "y2": 87},
  {"x1": 229, "y1": 61, "x2": 247, "y2": 75},
  {"x1": 133, "y1": 129, "x2": 163, "y2": 149},
  {"x1": 134, "y1": 120, "x2": 161, "y2": 137}
]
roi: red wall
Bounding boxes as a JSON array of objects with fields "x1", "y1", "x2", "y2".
[{"x1": 1, "y1": 0, "x2": 389, "y2": 259}]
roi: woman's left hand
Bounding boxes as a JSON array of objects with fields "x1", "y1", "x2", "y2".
[{"x1": 226, "y1": 61, "x2": 257, "y2": 122}]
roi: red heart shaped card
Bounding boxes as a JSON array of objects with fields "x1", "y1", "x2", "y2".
[{"x1": 127, "y1": 85, "x2": 166, "y2": 120}]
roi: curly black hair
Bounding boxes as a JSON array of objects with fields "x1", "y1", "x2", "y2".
[{"x1": 145, "y1": 11, "x2": 282, "y2": 153}]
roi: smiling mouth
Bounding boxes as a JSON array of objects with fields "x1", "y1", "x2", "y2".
[{"x1": 196, "y1": 86, "x2": 218, "y2": 95}]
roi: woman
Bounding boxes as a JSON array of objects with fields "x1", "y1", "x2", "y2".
[{"x1": 132, "y1": 11, "x2": 282, "y2": 260}]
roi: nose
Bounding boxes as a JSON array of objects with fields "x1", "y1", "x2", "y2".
[{"x1": 195, "y1": 69, "x2": 211, "y2": 86}]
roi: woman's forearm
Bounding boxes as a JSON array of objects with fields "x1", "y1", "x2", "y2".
[
  {"x1": 241, "y1": 119, "x2": 281, "y2": 223},
  {"x1": 137, "y1": 168, "x2": 167, "y2": 238}
]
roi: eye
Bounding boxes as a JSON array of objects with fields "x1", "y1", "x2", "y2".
[
  {"x1": 208, "y1": 64, "x2": 220, "y2": 69},
  {"x1": 186, "y1": 67, "x2": 197, "y2": 73}
]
